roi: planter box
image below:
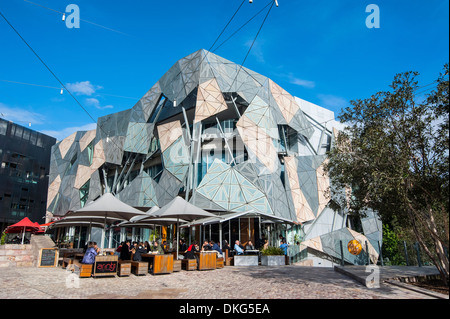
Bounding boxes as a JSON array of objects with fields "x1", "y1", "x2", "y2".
[
  {"x1": 261, "y1": 255, "x2": 285, "y2": 266},
  {"x1": 234, "y1": 255, "x2": 258, "y2": 266}
]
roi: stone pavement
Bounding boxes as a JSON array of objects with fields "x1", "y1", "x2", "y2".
[{"x1": 0, "y1": 264, "x2": 445, "y2": 299}]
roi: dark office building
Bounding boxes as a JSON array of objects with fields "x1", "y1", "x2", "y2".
[{"x1": 0, "y1": 118, "x2": 56, "y2": 232}]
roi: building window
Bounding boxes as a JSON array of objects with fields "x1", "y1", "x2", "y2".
[
  {"x1": 149, "y1": 137, "x2": 160, "y2": 153},
  {"x1": 14, "y1": 126, "x2": 23, "y2": 139},
  {"x1": 0, "y1": 121, "x2": 7, "y2": 135},
  {"x1": 87, "y1": 142, "x2": 94, "y2": 166},
  {"x1": 79, "y1": 180, "x2": 90, "y2": 208}
]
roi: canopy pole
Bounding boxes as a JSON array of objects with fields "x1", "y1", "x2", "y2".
[
  {"x1": 22, "y1": 226, "x2": 25, "y2": 245},
  {"x1": 176, "y1": 217, "x2": 180, "y2": 260},
  {"x1": 219, "y1": 222, "x2": 222, "y2": 249}
]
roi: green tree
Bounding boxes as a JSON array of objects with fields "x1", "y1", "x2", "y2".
[
  {"x1": 325, "y1": 64, "x2": 449, "y2": 284},
  {"x1": 381, "y1": 224, "x2": 404, "y2": 265}
]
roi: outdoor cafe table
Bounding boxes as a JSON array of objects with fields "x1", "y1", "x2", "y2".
[
  {"x1": 195, "y1": 251, "x2": 217, "y2": 271},
  {"x1": 142, "y1": 253, "x2": 174, "y2": 275}
]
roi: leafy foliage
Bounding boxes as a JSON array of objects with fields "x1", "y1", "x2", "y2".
[
  {"x1": 325, "y1": 64, "x2": 449, "y2": 283},
  {"x1": 261, "y1": 246, "x2": 284, "y2": 256}
]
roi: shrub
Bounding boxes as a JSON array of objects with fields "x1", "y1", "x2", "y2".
[{"x1": 261, "y1": 246, "x2": 284, "y2": 256}]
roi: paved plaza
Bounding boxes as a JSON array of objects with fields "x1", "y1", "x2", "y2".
[{"x1": 0, "y1": 264, "x2": 445, "y2": 300}]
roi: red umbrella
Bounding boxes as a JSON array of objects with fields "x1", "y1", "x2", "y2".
[{"x1": 5, "y1": 217, "x2": 40, "y2": 244}]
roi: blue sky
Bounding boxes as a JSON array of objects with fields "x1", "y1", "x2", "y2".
[{"x1": 0, "y1": 0, "x2": 448, "y2": 140}]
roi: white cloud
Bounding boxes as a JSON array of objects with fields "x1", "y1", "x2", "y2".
[
  {"x1": 40, "y1": 123, "x2": 97, "y2": 141},
  {"x1": 85, "y1": 98, "x2": 113, "y2": 110},
  {"x1": 317, "y1": 94, "x2": 349, "y2": 109},
  {"x1": 277, "y1": 73, "x2": 316, "y2": 89},
  {"x1": 290, "y1": 77, "x2": 316, "y2": 89},
  {"x1": 245, "y1": 40, "x2": 265, "y2": 63},
  {"x1": 0, "y1": 102, "x2": 45, "y2": 125},
  {"x1": 65, "y1": 81, "x2": 102, "y2": 96}
]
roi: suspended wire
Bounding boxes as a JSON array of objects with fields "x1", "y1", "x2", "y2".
[
  {"x1": 0, "y1": 79, "x2": 139, "y2": 100},
  {"x1": 212, "y1": 0, "x2": 273, "y2": 53},
  {"x1": 227, "y1": 0, "x2": 275, "y2": 92},
  {"x1": 171, "y1": 0, "x2": 247, "y2": 102},
  {"x1": 23, "y1": 0, "x2": 133, "y2": 37},
  {"x1": 0, "y1": 9, "x2": 124, "y2": 151}
]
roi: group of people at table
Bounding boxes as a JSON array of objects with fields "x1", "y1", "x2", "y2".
[{"x1": 80, "y1": 235, "x2": 290, "y2": 265}]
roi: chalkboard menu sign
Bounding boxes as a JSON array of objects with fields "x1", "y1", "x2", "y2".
[{"x1": 38, "y1": 248, "x2": 58, "y2": 268}]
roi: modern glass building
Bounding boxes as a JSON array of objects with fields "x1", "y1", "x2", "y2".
[
  {"x1": 0, "y1": 118, "x2": 56, "y2": 232},
  {"x1": 46, "y1": 50, "x2": 382, "y2": 265}
]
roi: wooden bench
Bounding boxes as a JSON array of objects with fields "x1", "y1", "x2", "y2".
[
  {"x1": 79, "y1": 264, "x2": 93, "y2": 278},
  {"x1": 66, "y1": 260, "x2": 93, "y2": 278},
  {"x1": 173, "y1": 259, "x2": 181, "y2": 272},
  {"x1": 216, "y1": 257, "x2": 224, "y2": 268},
  {"x1": 118, "y1": 260, "x2": 131, "y2": 277},
  {"x1": 181, "y1": 258, "x2": 197, "y2": 271},
  {"x1": 131, "y1": 261, "x2": 148, "y2": 276}
]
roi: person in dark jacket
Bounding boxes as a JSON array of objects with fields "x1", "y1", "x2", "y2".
[
  {"x1": 179, "y1": 239, "x2": 187, "y2": 253},
  {"x1": 184, "y1": 241, "x2": 199, "y2": 260},
  {"x1": 210, "y1": 240, "x2": 223, "y2": 257},
  {"x1": 132, "y1": 242, "x2": 147, "y2": 261},
  {"x1": 202, "y1": 240, "x2": 212, "y2": 251},
  {"x1": 119, "y1": 240, "x2": 131, "y2": 260}
]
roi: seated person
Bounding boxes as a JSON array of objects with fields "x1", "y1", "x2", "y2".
[
  {"x1": 234, "y1": 240, "x2": 244, "y2": 255},
  {"x1": 184, "y1": 241, "x2": 199, "y2": 260},
  {"x1": 245, "y1": 240, "x2": 255, "y2": 251},
  {"x1": 162, "y1": 241, "x2": 169, "y2": 253},
  {"x1": 202, "y1": 240, "x2": 212, "y2": 251},
  {"x1": 132, "y1": 242, "x2": 147, "y2": 261},
  {"x1": 152, "y1": 241, "x2": 164, "y2": 255},
  {"x1": 119, "y1": 240, "x2": 131, "y2": 260},
  {"x1": 82, "y1": 242, "x2": 99, "y2": 264},
  {"x1": 115, "y1": 242, "x2": 123, "y2": 256},
  {"x1": 222, "y1": 240, "x2": 230, "y2": 251},
  {"x1": 144, "y1": 241, "x2": 151, "y2": 253},
  {"x1": 210, "y1": 240, "x2": 223, "y2": 258},
  {"x1": 179, "y1": 239, "x2": 187, "y2": 253}
]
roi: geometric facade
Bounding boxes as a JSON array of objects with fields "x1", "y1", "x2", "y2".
[{"x1": 47, "y1": 49, "x2": 381, "y2": 265}]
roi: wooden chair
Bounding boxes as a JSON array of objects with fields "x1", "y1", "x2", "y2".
[
  {"x1": 216, "y1": 257, "x2": 224, "y2": 268},
  {"x1": 118, "y1": 260, "x2": 131, "y2": 277},
  {"x1": 79, "y1": 264, "x2": 93, "y2": 278},
  {"x1": 173, "y1": 259, "x2": 181, "y2": 272},
  {"x1": 224, "y1": 250, "x2": 233, "y2": 266},
  {"x1": 131, "y1": 261, "x2": 148, "y2": 276},
  {"x1": 181, "y1": 258, "x2": 197, "y2": 271}
]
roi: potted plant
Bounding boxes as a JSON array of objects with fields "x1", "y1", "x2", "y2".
[{"x1": 260, "y1": 246, "x2": 286, "y2": 266}]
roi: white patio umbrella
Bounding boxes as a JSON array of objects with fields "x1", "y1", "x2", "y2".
[
  {"x1": 118, "y1": 216, "x2": 188, "y2": 243},
  {"x1": 68, "y1": 192, "x2": 147, "y2": 248},
  {"x1": 151, "y1": 196, "x2": 219, "y2": 260},
  {"x1": 128, "y1": 205, "x2": 160, "y2": 223}
]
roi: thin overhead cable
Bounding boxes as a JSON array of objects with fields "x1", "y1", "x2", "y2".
[
  {"x1": 0, "y1": 79, "x2": 139, "y2": 100},
  {"x1": 212, "y1": 0, "x2": 273, "y2": 53},
  {"x1": 0, "y1": 9, "x2": 123, "y2": 150},
  {"x1": 227, "y1": 0, "x2": 275, "y2": 92},
  {"x1": 171, "y1": 0, "x2": 247, "y2": 102},
  {"x1": 23, "y1": 0, "x2": 133, "y2": 37}
]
